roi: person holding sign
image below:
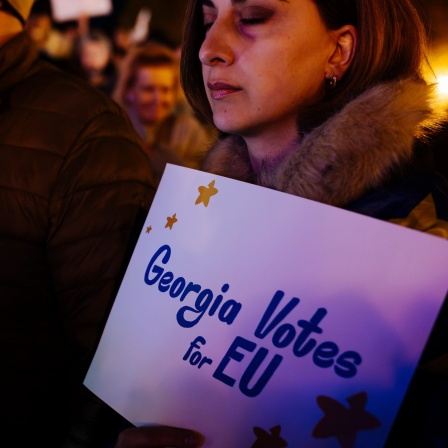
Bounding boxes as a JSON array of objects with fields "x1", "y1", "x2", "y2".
[
  {"x1": 99, "y1": 0, "x2": 448, "y2": 444},
  {"x1": 90, "y1": 0, "x2": 448, "y2": 445},
  {"x1": 175, "y1": 0, "x2": 448, "y2": 446}
]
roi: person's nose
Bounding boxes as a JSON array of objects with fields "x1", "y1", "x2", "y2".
[
  {"x1": 151, "y1": 90, "x2": 160, "y2": 104},
  {"x1": 199, "y1": 19, "x2": 235, "y2": 67}
]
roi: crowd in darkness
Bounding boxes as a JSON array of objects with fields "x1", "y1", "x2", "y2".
[
  {"x1": 26, "y1": 0, "x2": 213, "y2": 182},
  {"x1": 26, "y1": 0, "x2": 188, "y2": 70}
]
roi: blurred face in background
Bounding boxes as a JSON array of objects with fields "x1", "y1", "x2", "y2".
[
  {"x1": 26, "y1": 13, "x2": 52, "y2": 46},
  {"x1": 80, "y1": 39, "x2": 111, "y2": 73},
  {"x1": 128, "y1": 64, "x2": 177, "y2": 125}
]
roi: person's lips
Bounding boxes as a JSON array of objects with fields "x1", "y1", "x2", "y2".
[{"x1": 207, "y1": 82, "x2": 241, "y2": 99}]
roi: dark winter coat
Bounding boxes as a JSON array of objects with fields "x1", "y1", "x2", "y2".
[{"x1": 0, "y1": 31, "x2": 155, "y2": 446}]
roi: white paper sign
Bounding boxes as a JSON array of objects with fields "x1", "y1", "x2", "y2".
[
  {"x1": 50, "y1": 0, "x2": 112, "y2": 22},
  {"x1": 85, "y1": 164, "x2": 448, "y2": 448}
]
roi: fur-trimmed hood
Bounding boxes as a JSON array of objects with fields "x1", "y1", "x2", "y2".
[{"x1": 202, "y1": 79, "x2": 442, "y2": 207}]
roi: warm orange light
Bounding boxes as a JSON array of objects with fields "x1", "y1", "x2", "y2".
[
  {"x1": 436, "y1": 75, "x2": 448, "y2": 97},
  {"x1": 428, "y1": 43, "x2": 448, "y2": 104}
]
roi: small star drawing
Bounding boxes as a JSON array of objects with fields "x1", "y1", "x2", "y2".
[
  {"x1": 165, "y1": 213, "x2": 178, "y2": 230},
  {"x1": 195, "y1": 180, "x2": 218, "y2": 207},
  {"x1": 312, "y1": 391, "x2": 381, "y2": 448},
  {"x1": 146, "y1": 226, "x2": 152, "y2": 234}
]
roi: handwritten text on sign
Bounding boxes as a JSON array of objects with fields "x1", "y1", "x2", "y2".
[{"x1": 146, "y1": 244, "x2": 362, "y2": 397}]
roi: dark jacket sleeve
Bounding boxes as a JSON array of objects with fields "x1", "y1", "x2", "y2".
[
  {"x1": 47, "y1": 108, "x2": 156, "y2": 373},
  {"x1": 45, "y1": 109, "x2": 155, "y2": 447}
]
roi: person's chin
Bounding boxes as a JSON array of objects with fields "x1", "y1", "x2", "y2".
[{"x1": 213, "y1": 115, "x2": 246, "y2": 136}]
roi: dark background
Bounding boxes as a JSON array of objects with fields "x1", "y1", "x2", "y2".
[
  {"x1": 422, "y1": 0, "x2": 448, "y2": 44},
  {"x1": 32, "y1": 0, "x2": 448, "y2": 50}
]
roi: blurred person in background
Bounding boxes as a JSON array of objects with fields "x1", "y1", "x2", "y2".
[
  {"x1": 25, "y1": 0, "x2": 73, "y2": 60},
  {"x1": 116, "y1": 0, "x2": 188, "y2": 51},
  {"x1": 113, "y1": 40, "x2": 212, "y2": 184},
  {"x1": 75, "y1": 29, "x2": 118, "y2": 96}
]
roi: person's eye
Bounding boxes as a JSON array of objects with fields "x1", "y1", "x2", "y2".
[
  {"x1": 240, "y1": 17, "x2": 267, "y2": 25},
  {"x1": 202, "y1": 10, "x2": 216, "y2": 33},
  {"x1": 240, "y1": 7, "x2": 274, "y2": 26}
]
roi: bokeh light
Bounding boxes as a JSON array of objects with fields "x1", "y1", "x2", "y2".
[
  {"x1": 427, "y1": 42, "x2": 448, "y2": 106},
  {"x1": 437, "y1": 75, "x2": 448, "y2": 97}
]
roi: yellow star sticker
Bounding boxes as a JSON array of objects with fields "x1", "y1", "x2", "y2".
[
  {"x1": 165, "y1": 213, "x2": 178, "y2": 230},
  {"x1": 195, "y1": 180, "x2": 218, "y2": 207},
  {"x1": 146, "y1": 226, "x2": 152, "y2": 234}
]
